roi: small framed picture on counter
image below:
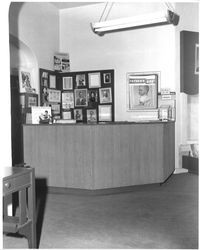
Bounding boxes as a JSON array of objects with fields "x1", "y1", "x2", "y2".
[{"x1": 98, "y1": 105, "x2": 112, "y2": 122}]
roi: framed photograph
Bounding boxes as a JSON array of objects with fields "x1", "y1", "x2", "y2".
[
  {"x1": 19, "y1": 93, "x2": 38, "y2": 108},
  {"x1": 48, "y1": 89, "x2": 61, "y2": 103},
  {"x1": 87, "y1": 109, "x2": 97, "y2": 124},
  {"x1": 75, "y1": 89, "x2": 87, "y2": 107},
  {"x1": 74, "y1": 109, "x2": 83, "y2": 121},
  {"x1": 103, "y1": 73, "x2": 111, "y2": 84},
  {"x1": 54, "y1": 53, "x2": 70, "y2": 72},
  {"x1": 76, "y1": 74, "x2": 86, "y2": 87},
  {"x1": 88, "y1": 90, "x2": 98, "y2": 105},
  {"x1": 51, "y1": 103, "x2": 60, "y2": 115},
  {"x1": 62, "y1": 111, "x2": 72, "y2": 120},
  {"x1": 20, "y1": 95, "x2": 25, "y2": 108},
  {"x1": 127, "y1": 73, "x2": 158, "y2": 111},
  {"x1": 49, "y1": 75, "x2": 56, "y2": 88},
  {"x1": 19, "y1": 68, "x2": 32, "y2": 93},
  {"x1": 62, "y1": 92, "x2": 74, "y2": 109},
  {"x1": 41, "y1": 87, "x2": 49, "y2": 105},
  {"x1": 99, "y1": 88, "x2": 112, "y2": 104},
  {"x1": 88, "y1": 72, "x2": 101, "y2": 88},
  {"x1": 41, "y1": 71, "x2": 48, "y2": 87},
  {"x1": 99, "y1": 105, "x2": 112, "y2": 122},
  {"x1": 27, "y1": 95, "x2": 38, "y2": 107},
  {"x1": 31, "y1": 106, "x2": 52, "y2": 124},
  {"x1": 63, "y1": 76, "x2": 73, "y2": 90},
  {"x1": 195, "y1": 44, "x2": 199, "y2": 75}
]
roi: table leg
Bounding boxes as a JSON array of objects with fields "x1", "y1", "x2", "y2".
[{"x1": 27, "y1": 169, "x2": 37, "y2": 248}]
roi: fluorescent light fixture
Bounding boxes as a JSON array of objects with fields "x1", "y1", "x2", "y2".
[{"x1": 91, "y1": 10, "x2": 179, "y2": 35}]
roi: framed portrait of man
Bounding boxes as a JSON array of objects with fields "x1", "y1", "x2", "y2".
[
  {"x1": 75, "y1": 89, "x2": 88, "y2": 107},
  {"x1": 76, "y1": 74, "x2": 86, "y2": 87},
  {"x1": 99, "y1": 88, "x2": 112, "y2": 104},
  {"x1": 103, "y1": 73, "x2": 111, "y2": 84}
]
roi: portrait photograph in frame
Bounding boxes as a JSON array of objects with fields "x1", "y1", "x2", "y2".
[
  {"x1": 41, "y1": 71, "x2": 48, "y2": 87},
  {"x1": 88, "y1": 72, "x2": 101, "y2": 88},
  {"x1": 49, "y1": 75, "x2": 56, "y2": 89},
  {"x1": 19, "y1": 68, "x2": 33, "y2": 93},
  {"x1": 76, "y1": 74, "x2": 86, "y2": 87},
  {"x1": 99, "y1": 87, "x2": 112, "y2": 104},
  {"x1": 51, "y1": 103, "x2": 60, "y2": 115},
  {"x1": 75, "y1": 89, "x2": 87, "y2": 107},
  {"x1": 98, "y1": 105, "x2": 112, "y2": 122},
  {"x1": 88, "y1": 89, "x2": 98, "y2": 106},
  {"x1": 74, "y1": 109, "x2": 83, "y2": 121},
  {"x1": 103, "y1": 73, "x2": 111, "y2": 84},
  {"x1": 63, "y1": 76, "x2": 73, "y2": 90},
  {"x1": 87, "y1": 109, "x2": 97, "y2": 124},
  {"x1": 27, "y1": 95, "x2": 38, "y2": 108},
  {"x1": 31, "y1": 106, "x2": 52, "y2": 124},
  {"x1": 62, "y1": 92, "x2": 74, "y2": 109},
  {"x1": 48, "y1": 89, "x2": 61, "y2": 103},
  {"x1": 127, "y1": 73, "x2": 158, "y2": 111}
]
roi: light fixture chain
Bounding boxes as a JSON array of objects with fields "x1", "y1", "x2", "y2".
[
  {"x1": 99, "y1": 2, "x2": 114, "y2": 22},
  {"x1": 165, "y1": 2, "x2": 175, "y2": 12},
  {"x1": 104, "y1": 2, "x2": 114, "y2": 21}
]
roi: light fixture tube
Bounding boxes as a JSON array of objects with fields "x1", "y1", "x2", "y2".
[{"x1": 92, "y1": 10, "x2": 179, "y2": 35}]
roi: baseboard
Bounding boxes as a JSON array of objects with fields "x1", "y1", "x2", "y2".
[
  {"x1": 174, "y1": 168, "x2": 188, "y2": 174},
  {"x1": 47, "y1": 182, "x2": 162, "y2": 196}
]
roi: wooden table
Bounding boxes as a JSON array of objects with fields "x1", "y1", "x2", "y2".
[{"x1": 3, "y1": 166, "x2": 36, "y2": 248}]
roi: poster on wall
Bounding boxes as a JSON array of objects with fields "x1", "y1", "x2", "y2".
[
  {"x1": 19, "y1": 68, "x2": 33, "y2": 93},
  {"x1": 54, "y1": 53, "x2": 70, "y2": 72},
  {"x1": 127, "y1": 73, "x2": 158, "y2": 111}
]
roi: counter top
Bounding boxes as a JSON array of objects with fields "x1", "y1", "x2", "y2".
[{"x1": 23, "y1": 120, "x2": 175, "y2": 126}]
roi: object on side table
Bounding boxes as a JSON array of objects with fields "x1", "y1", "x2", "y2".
[{"x1": 182, "y1": 155, "x2": 199, "y2": 175}]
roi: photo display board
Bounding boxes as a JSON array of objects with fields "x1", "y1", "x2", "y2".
[{"x1": 39, "y1": 68, "x2": 115, "y2": 123}]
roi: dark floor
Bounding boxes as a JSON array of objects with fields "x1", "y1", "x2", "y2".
[{"x1": 3, "y1": 173, "x2": 198, "y2": 249}]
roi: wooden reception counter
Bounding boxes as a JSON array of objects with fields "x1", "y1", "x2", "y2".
[{"x1": 23, "y1": 122, "x2": 175, "y2": 190}]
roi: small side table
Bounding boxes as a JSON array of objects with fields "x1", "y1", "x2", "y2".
[{"x1": 3, "y1": 166, "x2": 37, "y2": 248}]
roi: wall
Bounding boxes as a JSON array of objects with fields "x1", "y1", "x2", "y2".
[
  {"x1": 9, "y1": 2, "x2": 60, "y2": 70},
  {"x1": 174, "y1": 2, "x2": 199, "y2": 170},
  {"x1": 59, "y1": 2, "x2": 199, "y2": 170},
  {"x1": 60, "y1": 2, "x2": 176, "y2": 122},
  {"x1": 9, "y1": 2, "x2": 60, "y2": 91},
  {"x1": 5, "y1": 2, "x2": 199, "y2": 171}
]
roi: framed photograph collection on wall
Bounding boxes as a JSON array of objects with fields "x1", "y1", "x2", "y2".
[{"x1": 39, "y1": 68, "x2": 115, "y2": 123}]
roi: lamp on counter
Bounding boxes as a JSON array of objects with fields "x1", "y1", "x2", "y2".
[{"x1": 91, "y1": 3, "x2": 179, "y2": 36}]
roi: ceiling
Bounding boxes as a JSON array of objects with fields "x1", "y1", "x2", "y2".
[{"x1": 50, "y1": 2, "x2": 102, "y2": 10}]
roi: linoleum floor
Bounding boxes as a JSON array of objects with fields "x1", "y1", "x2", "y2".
[{"x1": 3, "y1": 173, "x2": 198, "y2": 249}]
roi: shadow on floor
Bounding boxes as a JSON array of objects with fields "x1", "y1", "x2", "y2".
[
  {"x1": 35, "y1": 178, "x2": 48, "y2": 248},
  {"x1": 3, "y1": 178, "x2": 48, "y2": 249}
]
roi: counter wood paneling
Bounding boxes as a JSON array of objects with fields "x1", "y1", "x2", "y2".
[{"x1": 23, "y1": 122, "x2": 175, "y2": 189}]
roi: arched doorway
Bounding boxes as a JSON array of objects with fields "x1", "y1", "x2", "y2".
[{"x1": 9, "y1": 34, "x2": 38, "y2": 165}]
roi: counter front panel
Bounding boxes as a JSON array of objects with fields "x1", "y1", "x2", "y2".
[{"x1": 23, "y1": 122, "x2": 175, "y2": 189}]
